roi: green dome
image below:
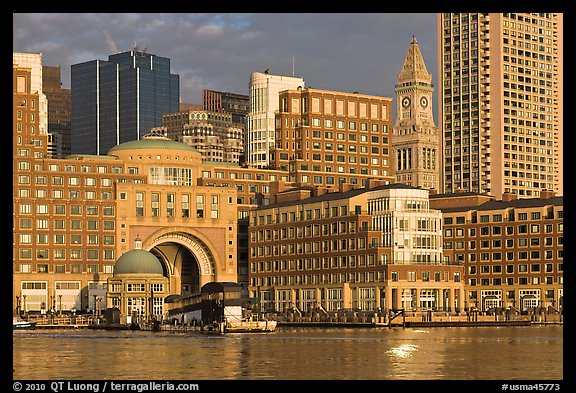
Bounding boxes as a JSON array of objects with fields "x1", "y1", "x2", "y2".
[
  {"x1": 113, "y1": 249, "x2": 164, "y2": 275},
  {"x1": 108, "y1": 137, "x2": 197, "y2": 154}
]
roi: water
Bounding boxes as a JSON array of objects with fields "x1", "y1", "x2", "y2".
[{"x1": 13, "y1": 326, "x2": 562, "y2": 380}]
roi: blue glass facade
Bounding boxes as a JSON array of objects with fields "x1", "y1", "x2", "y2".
[{"x1": 71, "y1": 51, "x2": 180, "y2": 155}]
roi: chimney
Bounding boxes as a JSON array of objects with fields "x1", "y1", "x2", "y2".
[
  {"x1": 339, "y1": 182, "x2": 353, "y2": 193},
  {"x1": 315, "y1": 186, "x2": 329, "y2": 196},
  {"x1": 269, "y1": 180, "x2": 287, "y2": 203},
  {"x1": 502, "y1": 192, "x2": 518, "y2": 202},
  {"x1": 540, "y1": 189, "x2": 556, "y2": 199}
]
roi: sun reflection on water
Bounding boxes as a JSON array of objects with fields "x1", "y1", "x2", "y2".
[{"x1": 386, "y1": 343, "x2": 420, "y2": 359}]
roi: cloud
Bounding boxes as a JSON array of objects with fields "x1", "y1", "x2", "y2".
[
  {"x1": 196, "y1": 24, "x2": 224, "y2": 36},
  {"x1": 13, "y1": 13, "x2": 438, "y2": 107},
  {"x1": 102, "y1": 30, "x2": 118, "y2": 54}
]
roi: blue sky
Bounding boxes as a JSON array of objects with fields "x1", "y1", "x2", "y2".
[{"x1": 13, "y1": 13, "x2": 438, "y2": 110}]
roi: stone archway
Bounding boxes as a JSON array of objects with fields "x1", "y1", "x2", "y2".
[{"x1": 143, "y1": 230, "x2": 219, "y2": 297}]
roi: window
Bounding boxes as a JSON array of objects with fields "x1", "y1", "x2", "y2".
[
  {"x1": 211, "y1": 195, "x2": 219, "y2": 218},
  {"x1": 136, "y1": 192, "x2": 144, "y2": 216},
  {"x1": 151, "y1": 192, "x2": 160, "y2": 217}
]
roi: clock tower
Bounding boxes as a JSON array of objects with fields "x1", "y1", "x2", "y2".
[{"x1": 392, "y1": 36, "x2": 439, "y2": 190}]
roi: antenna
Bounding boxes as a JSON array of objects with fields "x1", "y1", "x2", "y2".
[{"x1": 292, "y1": 55, "x2": 295, "y2": 76}]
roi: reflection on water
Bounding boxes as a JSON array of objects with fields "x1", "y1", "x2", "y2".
[
  {"x1": 387, "y1": 343, "x2": 419, "y2": 359},
  {"x1": 13, "y1": 326, "x2": 562, "y2": 380}
]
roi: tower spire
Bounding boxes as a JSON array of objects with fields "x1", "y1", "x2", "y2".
[{"x1": 396, "y1": 36, "x2": 431, "y2": 86}]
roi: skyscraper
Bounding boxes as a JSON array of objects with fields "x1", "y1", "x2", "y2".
[
  {"x1": 393, "y1": 36, "x2": 440, "y2": 190},
  {"x1": 246, "y1": 71, "x2": 305, "y2": 168},
  {"x1": 43, "y1": 65, "x2": 71, "y2": 158},
  {"x1": 71, "y1": 48, "x2": 180, "y2": 155},
  {"x1": 438, "y1": 13, "x2": 562, "y2": 198}
]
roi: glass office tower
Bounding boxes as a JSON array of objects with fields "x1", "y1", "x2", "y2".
[{"x1": 71, "y1": 50, "x2": 180, "y2": 155}]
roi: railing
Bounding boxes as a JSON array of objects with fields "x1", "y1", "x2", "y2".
[{"x1": 29, "y1": 315, "x2": 95, "y2": 326}]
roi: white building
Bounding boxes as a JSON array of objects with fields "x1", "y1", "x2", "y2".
[{"x1": 246, "y1": 71, "x2": 304, "y2": 168}]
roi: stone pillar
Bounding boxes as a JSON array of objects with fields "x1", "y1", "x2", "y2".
[
  {"x1": 395, "y1": 286, "x2": 403, "y2": 310},
  {"x1": 449, "y1": 287, "x2": 455, "y2": 313},
  {"x1": 458, "y1": 288, "x2": 465, "y2": 313},
  {"x1": 415, "y1": 288, "x2": 420, "y2": 312},
  {"x1": 290, "y1": 288, "x2": 296, "y2": 310},
  {"x1": 385, "y1": 285, "x2": 393, "y2": 311},
  {"x1": 375, "y1": 286, "x2": 381, "y2": 310},
  {"x1": 342, "y1": 283, "x2": 352, "y2": 311}
]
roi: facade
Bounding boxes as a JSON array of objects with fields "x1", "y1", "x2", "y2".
[
  {"x1": 43, "y1": 65, "x2": 72, "y2": 158},
  {"x1": 106, "y1": 239, "x2": 170, "y2": 323},
  {"x1": 71, "y1": 49, "x2": 180, "y2": 155},
  {"x1": 14, "y1": 100, "x2": 238, "y2": 317},
  {"x1": 248, "y1": 182, "x2": 465, "y2": 313},
  {"x1": 13, "y1": 52, "x2": 48, "y2": 135},
  {"x1": 393, "y1": 36, "x2": 440, "y2": 190},
  {"x1": 202, "y1": 89, "x2": 249, "y2": 128},
  {"x1": 438, "y1": 13, "x2": 563, "y2": 198},
  {"x1": 159, "y1": 108, "x2": 243, "y2": 164},
  {"x1": 197, "y1": 164, "x2": 296, "y2": 296},
  {"x1": 431, "y1": 190, "x2": 563, "y2": 312},
  {"x1": 246, "y1": 71, "x2": 305, "y2": 168},
  {"x1": 272, "y1": 87, "x2": 395, "y2": 189}
]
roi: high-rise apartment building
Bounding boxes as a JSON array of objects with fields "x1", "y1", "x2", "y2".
[
  {"x1": 393, "y1": 36, "x2": 440, "y2": 190},
  {"x1": 71, "y1": 48, "x2": 180, "y2": 155},
  {"x1": 438, "y1": 13, "x2": 562, "y2": 198},
  {"x1": 272, "y1": 87, "x2": 394, "y2": 188},
  {"x1": 246, "y1": 71, "x2": 305, "y2": 168}
]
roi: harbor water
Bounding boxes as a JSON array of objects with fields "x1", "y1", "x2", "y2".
[{"x1": 13, "y1": 325, "x2": 562, "y2": 380}]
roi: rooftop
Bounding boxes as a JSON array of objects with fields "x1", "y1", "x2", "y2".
[{"x1": 108, "y1": 135, "x2": 197, "y2": 155}]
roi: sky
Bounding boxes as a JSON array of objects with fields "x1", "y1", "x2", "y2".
[{"x1": 13, "y1": 13, "x2": 439, "y2": 112}]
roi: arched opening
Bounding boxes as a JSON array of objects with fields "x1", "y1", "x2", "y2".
[{"x1": 149, "y1": 243, "x2": 201, "y2": 297}]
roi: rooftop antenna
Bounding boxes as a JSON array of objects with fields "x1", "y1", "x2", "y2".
[{"x1": 292, "y1": 55, "x2": 295, "y2": 76}]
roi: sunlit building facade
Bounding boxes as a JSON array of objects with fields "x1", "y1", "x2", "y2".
[
  {"x1": 248, "y1": 182, "x2": 465, "y2": 313},
  {"x1": 272, "y1": 87, "x2": 394, "y2": 189},
  {"x1": 431, "y1": 190, "x2": 563, "y2": 312},
  {"x1": 437, "y1": 13, "x2": 563, "y2": 198},
  {"x1": 246, "y1": 71, "x2": 305, "y2": 168}
]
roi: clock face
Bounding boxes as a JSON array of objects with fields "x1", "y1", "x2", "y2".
[
  {"x1": 402, "y1": 97, "x2": 411, "y2": 108},
  {"x1": 420, "y1": 96, "x2": 428, "y2": 108}
]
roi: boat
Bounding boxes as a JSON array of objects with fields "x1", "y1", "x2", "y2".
[
  {"x1": 225, "y1": 319, "x2": 277, "y2": 333},
  {"x1": 13, "y1": 317, "x2": 36, "y2": 330},
  {"x1": 137, "y1": 320, "x2": 161, "y2": 332}
]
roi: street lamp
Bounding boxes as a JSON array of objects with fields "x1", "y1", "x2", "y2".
[{"x1": 58, "y1": 294, "x2": 63, "y2": 317}]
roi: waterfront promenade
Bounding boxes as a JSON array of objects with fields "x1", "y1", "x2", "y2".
[{"x1": 19, "y1": 309, "x2": 562, "y2": 330}]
